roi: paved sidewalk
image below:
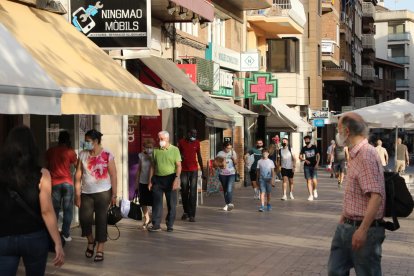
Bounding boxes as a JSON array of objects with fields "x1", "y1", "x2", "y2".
[{"x1": 26, "y1": 170, "x2": 414, "y2": 275}]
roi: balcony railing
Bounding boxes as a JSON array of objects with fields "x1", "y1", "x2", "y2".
[
  {"x1": 388, "y1": 32, "x2": 411, "y2": 41},
  {"x1": 362, "y1": 2, "x2": 375, "y2": 18},
  {"x1": 388, "y1": 56, "x2": 410, "y2": 64},
  {"x1": 362, "y1": 34, "x2": 375, "y2": 50},
  {"x1": 247, "y1": 0, "x2": 306, "y2": 27},
  {"x1": 373, "y1": 78, "x2": 397, "y2": 91},
  {"x1": 362, "y1": 65, "x2": 375, "y2": 81},
  {"x1": 396, "y1": 79, "x2": 409, "y2": 87}
]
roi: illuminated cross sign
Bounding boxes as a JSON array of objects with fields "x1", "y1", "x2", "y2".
[{"x1": 245, "y1": 72, "x2": 277, "y2": 105}]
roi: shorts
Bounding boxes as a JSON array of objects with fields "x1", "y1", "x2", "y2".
[
  {"x1": 334, "y1": 161, "x2": 346, "y2": 173},
  {"x1": 304, "y1": 166, "x2": 318, "y2": 180},
  {"x1": 281, "y1": 168, "x2": 294, "y2": 178},
  {"x1": 259, "y1": 178, "x2": 272, "y2": 194},
  {"x1": 249, "y1": 170, "x2": 257, "y2": 182}
]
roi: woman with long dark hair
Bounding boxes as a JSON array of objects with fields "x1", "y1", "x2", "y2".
[
  {"x1": 0, "y1": 126, "x2": 64, "y2": 275},
  {"x1": 75, "y1": 129, "x2": 117, "y2": 262}
]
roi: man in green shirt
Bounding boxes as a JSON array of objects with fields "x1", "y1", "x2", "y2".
[{"x1": 148, "y1": 131, "x2": 182, "y2": 232}]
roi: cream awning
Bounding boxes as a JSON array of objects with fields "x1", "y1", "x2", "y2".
[
  {"x1": 145, "y1": 85, "x2": 182, "y2": 110},
  {"x1": 0, "y1": 1, "x2": 158, "y2": 116},
  {"x1": 266, "y1": 98, "x2": 312, "y2": 132},
  {"x1": 212, "y1": 99, "x2": 258, "y2": 127}
]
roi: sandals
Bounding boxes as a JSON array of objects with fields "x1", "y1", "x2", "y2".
[
  {"x1": 94, "y1": 251, "x2": 104, "y2": 262},
  {"x1": 85, "y1": 241, "x2": 96, "y2": 258}
]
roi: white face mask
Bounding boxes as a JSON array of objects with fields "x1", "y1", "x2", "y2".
[
  {"x1": 159, "y1": 141, "x2": 166, "y2": 148},
  {"x1": 84, "y1": 141, "x2": 94, "y2": 150},
  {"x1": 336, "y1": 132, "x2": 347, "y2": 147},
  {"x1": 146, "y1": 148, "x2": 153, "y2": 154}
]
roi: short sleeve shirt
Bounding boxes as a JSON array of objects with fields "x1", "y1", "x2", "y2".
[
  {"x1": 138, "y1": 152, "x2": 152, "y2": 184},
  {"x1": 46, "y1": 145, "x2": 77, "y2": 186},
  {"x1": 217, "y1": 150, "x2": 237, "y2": 176},
  {"x1": 249, "y1": 148, "x2": 263, "y2": 170},
  {"x1": 79, "y1": 149, "x2": 114, "y2": 194},
  {"x1": 257, "y1": 158, "x2": 275, "y2": 179},
  {"x1": 153, "y1": 145, "x2": 181, "y2": 176},
  {"x1": 280, "y1": 147, "x2": 294, "y2": 169},
  {"x1": 300, "y1": 145, "x2": 319, "y2": 167},
  {"x1": 396, "y1": 144, "x2": 407, "y2": 161},
  {"x1": 178, "y1": 138, "x2": 200, "y2": 172}
]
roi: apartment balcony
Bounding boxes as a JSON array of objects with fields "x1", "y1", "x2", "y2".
[
  {"x1": 322, "y1": 59, "x2": 352, "y2": 84},
  {"x1": 362, "y1": 65, "x2": 375, "y2": 81},
  {"x1": 321, "y1": 40, "x2": 340, "y2": 66},
  {"x1": 362, "y1": 34, "x2": 375, "y2": 51},
  {"x1": 396, "y1": 79, "x2": 409, "y2": 87},
  {"x1": 388, "y1": 32, "x2": 411, "y2": 42},
  {"x1": 321, "y1": 0, "x2": 334, "y2": 13},
  {"x1": 373, "y1": 78, "x2": 397, "y2": 92},
  {"x1": 362, "y1": 2, "x2": 375, "y2": 19},
  {"x1": 247, "y1": 0, "x2": 306, "y2": 36},
  {"x1": 388, "y1": 56, "x2": 410, "y2": 64}
]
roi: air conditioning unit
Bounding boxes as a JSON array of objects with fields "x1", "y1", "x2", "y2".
[
  {"x1": 322, "y1": 100, "x2": 329, "y2": 112},
  {"x1": 36, "y1": 0, "x2": 67, "y2": 14}
]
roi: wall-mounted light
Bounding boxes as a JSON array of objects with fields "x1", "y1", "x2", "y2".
[
  {"x1": 179, "y1": 7, "x2": 187, "y2": 19},
  {"x1": 192, "y1": 14, "x2": 200, "y2": 25},
  {"x1": 167, "y1": 1, "x2": 176, "y2": 15}
]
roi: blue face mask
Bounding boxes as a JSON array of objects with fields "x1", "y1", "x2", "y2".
[{"x1": 84, "y1": 141, "x2": 94, "y2": 150}]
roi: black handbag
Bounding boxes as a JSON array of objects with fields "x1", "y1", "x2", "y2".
[
  {"x1": 128, "y1": 192, "x2": 142, "y2": 221},
  {"x1": 7, "y1": 188, "x2": 65, "y2": 252},
  {"x1": 107, "y1": 205, "x2": 123, "y2": 225}
]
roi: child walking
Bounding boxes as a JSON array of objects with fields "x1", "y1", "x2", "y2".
[{"x1": 256, "y1": 148, "x2": 275, "y2": 212}]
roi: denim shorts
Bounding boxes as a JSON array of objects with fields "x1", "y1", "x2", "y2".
[
  {"x1": 304, "y1": 166, "x2": 318, "y2": 180},
  {"x1": 259, "y1": 178, "x2": 272, "y2": 194}
]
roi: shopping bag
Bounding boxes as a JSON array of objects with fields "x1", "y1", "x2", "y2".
[
  {"x1": 120, "y1": 198, "x2": 131, "y2": 218},
  {"x1": 128, "y1": 193, "x2": 142, "y2": 221}
]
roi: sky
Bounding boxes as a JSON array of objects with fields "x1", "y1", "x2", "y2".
[{"x1": 384, "y1": 0, "x2": 414, "y2": 11}]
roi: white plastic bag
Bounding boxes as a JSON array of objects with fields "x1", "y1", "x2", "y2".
[
  {"x1": 120, "y1": 198, "x2": 131, "y2": 218},
  {"x1": 247, "y1": 154, "x2": 255, "y2": 172}
]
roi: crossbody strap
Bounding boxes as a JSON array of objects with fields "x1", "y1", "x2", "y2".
[{"x1": 8, "y1": 188, "x2": 42, "y2": 223}]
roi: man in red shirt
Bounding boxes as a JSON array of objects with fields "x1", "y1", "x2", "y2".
[
  {"x1": 46, "y1": 131, "x2": 77, "y2": 241},
  {"x1": 178, "y1": 129, "x2": 204, "y2": 222},
  {"x1": 328, "y1": 113, "x2": 385, "y2": 275}
]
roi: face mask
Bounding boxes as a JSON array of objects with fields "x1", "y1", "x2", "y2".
[
  {"x1": 84, "y1": 141, "x2": 93, "y2": 150},
  {"x1": 159, "y1": 141, "x2": 166, "y2": 148},
  {"x1": 146, "y1": 148, "x2": 153, "y2": 154},
  {"x1": 263, "y1": 153, "x2": 269, "y2": 158},
  {"x1": 305, "y1": 141, "x2": 310, "y2": 146},
  {"x1": 282, "y1": 142, "x2": 287, "y2": 147},
  {"x1": 256, "y1": 145, "x2": 262, "y2": 149},
  {"x1": 336, "y1": 133, "x2": 347, "y2": 147},
  {"x1": 190, "y1": 137, "x2": 196, "y2": 141}
]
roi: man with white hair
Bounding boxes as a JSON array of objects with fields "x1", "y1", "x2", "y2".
[{"x1": 148, "y1": 131, "x2": 182, "y2": 232}]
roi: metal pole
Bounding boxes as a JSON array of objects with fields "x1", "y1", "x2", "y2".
[{"x1": 395, "y1": 126, "x2": 398, "y2": 172}]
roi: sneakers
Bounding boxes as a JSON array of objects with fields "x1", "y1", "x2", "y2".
[
  {"x1": 62, "y1": 235, "x2": 72, "y2": 242},
  {"x1": 267, "y1": 204, "x2": 272, "y2": 211},
  {"x1": 308, "y1": 195, "x2": 314, "y2": 201},
  {"x1": 281, "y1": 195, "x2": 287, "y2": 201},
  {"x1": 167, "y1": 227, "x2": 174, "y2": 232},
  {"x1": 189, "y1": 217, "x2": 196, "y2": 222},
  {"x1": 227, "y1": 203, "x2": 234, "y2": 211},
  {"x1": 258, "y1": 205, "x2": 264, "y2": 212},
  {"x1": 289, "y1": 192, "x2": 295, "y2": 200},
  {"x1": 223, "y1": 205, "x2": 229, "y2": 211},
  {"x1": 313, "y1": 190, "x2": 318, "y2": 199},
  {"x1": 148, "y1": 226, "x2": 162, "y2": 232},
  {"x1": 181, "y1": 213, "x2": 188, "y2": 221}
]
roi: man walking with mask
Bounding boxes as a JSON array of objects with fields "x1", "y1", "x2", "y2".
[
  {"x1": 148, "y1": 131, "x2": 182, "y2": 232},
  {"x1": 178, "y1": 129, "x2": 204, "y2": 222},
  {"x1": 249, "y1": 139, "x2": 264, "y2": 200},
  {"x1": 300, "y1": 135, "x2": 320, "y2": 201}
]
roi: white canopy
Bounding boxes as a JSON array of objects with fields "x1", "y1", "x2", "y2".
[
  {"x1": 337, "y1": 98, "x2": 414, "y2": 129},
  {"x1": 144, "y1": 85, "x2": 182, "y2": 110}
]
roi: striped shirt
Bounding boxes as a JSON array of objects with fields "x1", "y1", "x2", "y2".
[{"x1": 343, "y1": 139, "x2": 385, "y2": 220}]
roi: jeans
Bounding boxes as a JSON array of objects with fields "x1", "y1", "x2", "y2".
[
  {"x1": 328, "y1": 223, "x2": 385, "y2": 276},
  {"x1": 0, "y1": 229, "x2": 49, "y2": 276},
  {"x1": 219, "y1": 174, "x2": 235, "y2": 204},
  {"x1": 152, "y1": 174, "x2": 177, "y2": 228},
  {"x1": 52, "y1": 182, "x2": 74, "y2": 237},
  {"x1": 180, "y1": 171, "x2": 198, "y2": 218},
  {"x1": 79, "y1": 189, "x2": 111, "y2": 243}
]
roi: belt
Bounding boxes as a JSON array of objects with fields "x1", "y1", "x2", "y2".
[{"x1": 344, "y1": 218, "x2": 384, "y2": 228}]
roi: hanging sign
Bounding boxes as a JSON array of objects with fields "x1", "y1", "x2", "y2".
[{"x1": 245, "y1": 72, "x2": 278, "y2": 105}]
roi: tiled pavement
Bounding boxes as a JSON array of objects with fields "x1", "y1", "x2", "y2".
[{"x1": 23, "y1": 170, "x2": 414, "y2": 275}]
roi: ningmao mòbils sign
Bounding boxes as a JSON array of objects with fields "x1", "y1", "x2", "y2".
[{"x1": 70, "y1": 0, "x2": 150, "y2": 49}]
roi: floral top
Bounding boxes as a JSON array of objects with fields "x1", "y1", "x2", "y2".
[
  {"x1": 216, "y1": 150, "x2": 237, "y2": 176},
  {"x1": 79, "y1": 149, "x2": 114, "y2": 194}
]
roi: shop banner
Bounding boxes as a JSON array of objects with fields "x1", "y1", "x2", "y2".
[
  {"x1": 240, "y1": 52, "x2": 259, "y2": 72},
  {"x1": 70, "y1": 0, "x2": 150, "y2": 49},
  {"x1": 177, "y1": 64, "x2": 197, "y2": 83}
]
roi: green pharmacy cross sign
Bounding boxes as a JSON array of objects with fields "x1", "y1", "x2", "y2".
[{"x1": 245, "y1": 72, "x2": 278, "y2": 105}]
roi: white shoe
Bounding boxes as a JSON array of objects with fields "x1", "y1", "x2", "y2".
[
  {"x1": 62, "y1": 235, "x2": 72, "y2": 242},
  {"x1": 223, "y1": 205, "x2": 228, "y2": 211},
  {"x1": 275, "y1": 179, "x2": 281, "y2": 182},
  {"x1": 289, "y1": 192, "x2": 295, "y2": 200},
  {"x1": 228, "y1": 203, "x2": 234, "y2": 211},
  {"x1": 281, "y1": 195, "x2": 287, "y2": 201},
  {"x1": 308, "y1": 195, "x2": 314, "y2": 201},
  {"x1": 313, "y1": 190, "x2": 318, "y2": 199}
]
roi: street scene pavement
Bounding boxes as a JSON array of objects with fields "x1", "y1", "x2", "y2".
[{"x1": 31, "y1": 169, "x2": 414, "y2": 276}]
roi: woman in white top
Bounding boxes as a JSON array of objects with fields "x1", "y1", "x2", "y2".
[
  {"x1": 75, "y1": 129, "x2": 117, "y2": 262},
  {"x1": 135, "y1": 140, "x2": 153, "y2": 229},
  {"x1": 216, "y1": 141, "x2": 237, "y2": 211}
]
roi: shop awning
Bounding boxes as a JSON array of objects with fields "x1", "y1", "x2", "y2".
[
  {"x1": 145, "y1": 85, "x2": 183, "y2": 110},
  {"x1": 0, "y1": 1, "x2": 158, "y2": 116},
  {"x1": 266, "y1": 98, "x2": 312, "y2": 132},
  {"x1": 0, "y1": 23, "x2": 61, "y2": 115},
  {"x1": 212, "y1": 99, "x2": 258, "y2": 127},
  {"x1": 138, "y1": 56, "x2": 235, "y2": 129}
]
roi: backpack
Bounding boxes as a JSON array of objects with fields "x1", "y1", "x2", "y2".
[{"x1": 383, "y1": 172, "x2": 414, "y2": 231}]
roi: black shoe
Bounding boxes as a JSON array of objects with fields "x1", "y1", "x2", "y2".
[
  {"x1": 181, "y1": 213, "x2": 188, "y2": 220},
  {"x1": 167, "y1": 227, "x2": 174, "y2": 232},
  {"x1": 148, "y1": 226, "x2": 161, "y2": 232},
  {"x1": 189, "y1": 217, "x2": 195, "y2": 222}
]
